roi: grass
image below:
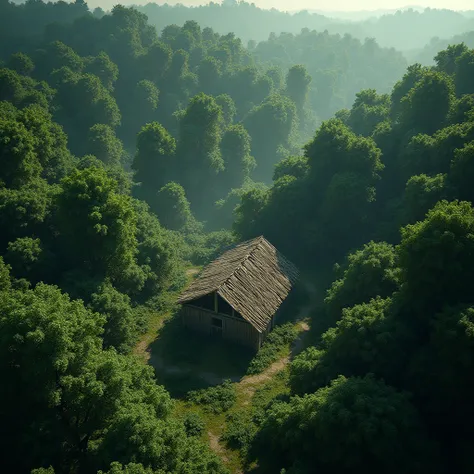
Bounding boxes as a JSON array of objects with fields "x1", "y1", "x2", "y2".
[
  {"x1": 173, "y1": 368, "x2": 291, "y2": 474},
  {"x1": 246, "y1": 323, "x2": 299, "y2": 375},
  {"x1": 133, "y1": 266, "x2": 200, "y2": 363},
  {"x1": 187, "y1": 380, "x2": 237, "y2": 414},
  {"x1": 133, "y1": 265, "x2": 312, "y2": 473},
  {"x1": 132, "y1": 307, "x2": 174, "y2": 363}
]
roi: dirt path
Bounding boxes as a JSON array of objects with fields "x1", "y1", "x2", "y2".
[
  {"x1": 208, "y1": 431, "x2": 229, "y2": 462},
  {"x1": 186, "y1": 268, "x2": 200, "y2": 277},
  {"x1": 205, "y1": 322, "x2": 310, "y2": 469},
  {"x1": 152, "y1": 320, "x2": 310, "y2": 393},
  {"x1": 133, "y1": 311, "x2": 171, "y2": 363},
  {"x1": 134, "y1": 269, "x2": 314, "y2": 472},
  {"x1": 237, "y1": 321, "x2": 310, "y2": 401},
  {"x1": 237, "y1": 356, "x2": 290, "y2": 402}
]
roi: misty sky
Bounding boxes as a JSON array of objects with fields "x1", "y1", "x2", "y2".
[
  {"x1": 87, "y1": 0, "x2": 474, "y2": 13},
  {"x1": 250, "y1": 0, "x2": 473, "y2": 10}
]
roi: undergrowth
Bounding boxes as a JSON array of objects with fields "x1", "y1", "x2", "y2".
[
  {"x1": 247, "y1": 323, "x2": 298, "y2": 375},
  {"x1": 222, "y1": 369, "x2": 290, "y2": 457},
  {"x1": 183, "y1": 412, "x2": 206, "y2": 437},
  {"x1": 187, "y1": 379, "x2": 237, "y2": 413}
]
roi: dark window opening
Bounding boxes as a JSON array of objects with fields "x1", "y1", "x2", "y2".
[
  {"x1": 190, "y1": 293, "x2": 215, "y2": 311},
  {"x1": 218, "y1": 296, "x2": 233, "y2": 316},
  {"x1": 211, "y1": 317, "x2": 223, "y2": 328}
]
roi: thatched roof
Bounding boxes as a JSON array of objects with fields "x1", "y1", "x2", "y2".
[{"x1": 177, "y1": 236, "x2": 299, "y2": 332}]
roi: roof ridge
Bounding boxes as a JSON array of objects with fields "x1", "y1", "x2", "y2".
[{"x1": 216, "y1": 235, "x2": 265, "y2": 294}]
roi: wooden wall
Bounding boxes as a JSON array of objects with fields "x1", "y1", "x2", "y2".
[{"x1": 181, "y1": 304, "x2": 263, "y2": 350}]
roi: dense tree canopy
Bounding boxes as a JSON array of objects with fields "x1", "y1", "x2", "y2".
[{"x1": 1, "y1": 2, "x2": 474, "y2": 473}]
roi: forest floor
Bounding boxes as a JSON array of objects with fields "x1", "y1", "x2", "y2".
[
  {"x1": 133, "y1": 268, "x2": 315, "y2": 473},
  {"x1": 135, "y1": 314, "x2": 310, "y2": 472},
  {"x1": 172, "y1": 320, "x2": 310, "y2": 473}
]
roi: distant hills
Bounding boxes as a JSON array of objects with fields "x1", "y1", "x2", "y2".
[{"x1": 298, "y1": 5, "x2": 427, "y2": 21}]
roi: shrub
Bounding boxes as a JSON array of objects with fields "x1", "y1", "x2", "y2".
[
  {"x1": 187, "y1": 380, "x2": 236, "y2": 413},
  {"x1": 183, "y1": 412, "x2": 205, "y2": 437},
  {"x1": 221, "y1": 411, "x2": 256, "y2": 453},
  {"x1": 247, "y1": 323, "x2": 298, "y2": 375}
]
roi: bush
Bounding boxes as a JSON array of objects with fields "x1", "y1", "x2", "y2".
[
  {"x1": 90, "y1": 282, "x2": 137, "y2": 354},
  {"x1": 221, "y1": 411, "x2": 256, "y2": 453},
  {"x1": 183, "y1": 412, "x2": 205, "y2": 437},
  {"x1": 187, "y1": 380, "x2": 236, "y2": 413},
  {"x1": 183, "y1": 230, "x2": 236, "y2": 266},
  {"x1": 247, "y1": 323, "x2": 298, "y2": 375}
]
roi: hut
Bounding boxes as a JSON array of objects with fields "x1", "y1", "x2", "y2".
[{"x1": 177, "y1": 236, "x2": 299, "y2": 349}]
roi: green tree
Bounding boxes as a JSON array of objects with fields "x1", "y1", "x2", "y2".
[
  {"x1": 86, "y1": 124, "x2": 125, "y2": 166},
  {"x1": 7, "y1": 52, "x2": 34, "y2": 76},
  {"x1": 435, "y1": 43, "x2": 469, "y2": 76},
  {"x1": 450, "y1": 141, "x2": 474, "y2": 202},
  {"x1": 243, "y1": 93, "x2": 297, "y2": 182},
  {"x1": 176, "y1": 93, "x2": 224, "y2": 217},
  {"x1": 34, "y1": 40, "x2": 84, "y2": 79},
  {"x1": 17, "y1": 104, "x2": 75, "y2": 183},
  {"x1": 0, "y1": 256, "x2": 11, "y2": 291},
  {"x1": 449, "y1": 94, "x2": 474, "y2": 124},
  {"x1": 0, "y1": 283, "x2": 105, "y2": 472},
  {"x1": 266, "y1": 66, "x2": 283, "y2": 90},
  {"x1": 273, "y1": 155, "x2": 308, "y2": 181},
  {"x1": 285, "y1": 64, "x2": 312, "y2": 113},
  {"x1": 406, "y1": 305, "x2": 474, "y2": 474},
  {"x1": 0, "y1": 115, "x2": 40, "y2": 187},
  {"x1": 290, "y1": 296, "x2": 412, "y2": 397},
  {"x1": 455, "y1": 49, "x2": 474, "y2": 97},
  {"x1": 133, "y1": 199, "x2": 185, "y2": 298},
  {"x1": 85, "y1": 51, "x2": 119, "y2": 91},
  {"x1": 99, "y1": 463, "x2": 153, "y2": 474},
  {"x1": 52, "y1": 69, "x2": 121, "y2": 154},
  {"x1": 155, "y1": 181, "x2": 193, "y2": 231},
  {"x1": 324, "y1": 241, "x2": 400, "y2": 324},
  {"x1": 197, "y1": 56, "x2": 222, "y2": 94},
  {"x1": 0, "y1": 179, "x2": 53, "y2": 249},
  {"x1": 399, "y1": 70, "x2": 454, "y2": 134},
  {"x1": 390, "y1": 63, "x2": 429, "y2": 120},
  {"x1": 55, "y1": 166, "x2": 142, "y2": 292},
  {"x1": 252, "y1": 375, "x2": 435, "y2": 474},
  {"x1": 121, "y1": 79, "x2": 160, "y2": 144},
  {"x1": 5, "y1": 236, "x2": 45, "y2": 283},
  {"x1": 400, "y1": 173, "x2": 446, "y2": 224},
  {"x1": 233, "y1": 187, "x2": 269, "y2": 240},
  {"x1": 398, "y1": 200, "x2": 474, "y2": 316},
  {"x1": 0, "y1": 67, "x2": 53, "y2": 109},
  {"x1": 219, "y1": 124, "x2": 255, "y2": 191},
  {"x1": 398, "y1": 122, "x2": 474, "y2": 182},
  {"x1": 347, "y1": 89, "x2": 390, "y2": 136},
  {"x1": 90, "y1": 282, "x2": 137, "y2": 353},
  {"x1": 304, "y1": 119, "x2": 383, "y2": 261},
  {"x1": 215, "y1": 94, "x2": 236, "y2": 127},
  {"x1": 132, "y1": 121, "x2": 176, "y2": 208}
]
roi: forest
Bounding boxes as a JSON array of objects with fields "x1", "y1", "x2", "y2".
[{"x1": 1, "y1": 0, "x2": 474, "y2": 473}]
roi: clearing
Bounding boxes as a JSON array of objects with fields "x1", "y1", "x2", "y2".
[{"x1": 134, "y1": 268, "x2": 313, "y2": 473}]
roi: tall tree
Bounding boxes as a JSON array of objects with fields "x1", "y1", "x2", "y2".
[
  {"x1": 55, "y1": 166, "x2": 143, "y2": 293},
  {"x1": 219, "y1": 124, "x2": 255, "y2": 191},
  {"x1": 176, "y1": 93, "x2": 224, "y2": 217}
]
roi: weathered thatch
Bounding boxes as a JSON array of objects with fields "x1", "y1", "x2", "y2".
[{"x1": 178, "y1": 236, "x2": 299, "y2": 332}]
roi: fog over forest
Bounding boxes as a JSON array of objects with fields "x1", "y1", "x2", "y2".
[{"x1": 1, "y1": 1, "x2": 474, "y2": 473}]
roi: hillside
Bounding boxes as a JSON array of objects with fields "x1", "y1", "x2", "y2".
[{"x1": 1, "y1": 1, "x2": 474, "y2": 473}]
